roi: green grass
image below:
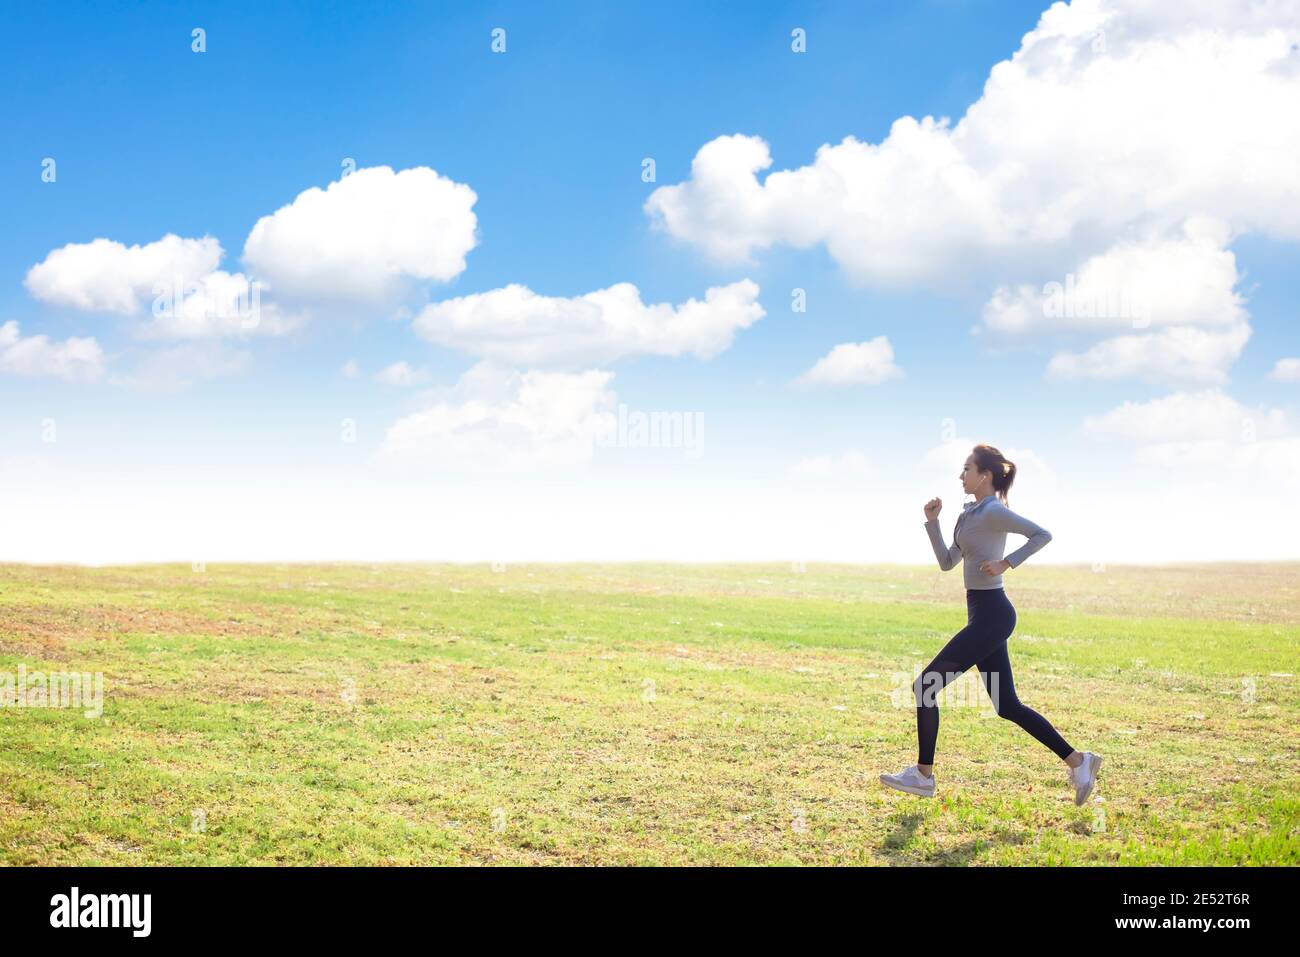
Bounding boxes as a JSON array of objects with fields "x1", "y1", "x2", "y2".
[{"x1": 1, "y1": 561, "x2": 1297, "y2": 865}]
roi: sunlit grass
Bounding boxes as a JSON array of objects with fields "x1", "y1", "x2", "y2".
[{"x1": 1, "y1": 561, "x2": 1296, "y2": 865}]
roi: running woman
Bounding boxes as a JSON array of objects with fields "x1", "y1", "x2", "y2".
[{"x1": 879, "y1": 443, "x2": 1102, "y2": 804}]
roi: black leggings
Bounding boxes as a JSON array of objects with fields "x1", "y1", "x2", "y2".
[{"x1": 914, "y1": 587, "x2": 1074, "y2": 765}]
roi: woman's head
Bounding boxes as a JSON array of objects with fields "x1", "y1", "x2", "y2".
[{"x1": 961, "y1": 443, "x2": 1017, "y2": 504}]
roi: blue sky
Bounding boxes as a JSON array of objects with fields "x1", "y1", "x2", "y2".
[{"x1": 2, "y1": 0, "x2": 1298, "y2": 563}]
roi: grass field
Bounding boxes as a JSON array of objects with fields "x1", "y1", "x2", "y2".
[{"x1": 1, "y1": 561, "x2": 1296, "y2": 865}]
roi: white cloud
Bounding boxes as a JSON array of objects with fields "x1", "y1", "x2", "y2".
[
  {"x1": 108, "y1": 342, "x2": 251, "y2": 392},
  {"x1": 341, "y1": 359, "x2": 360, "y2": 378},
  {"x1": 141, "y1": 270, "x2": 303, "y2": 339},
  {"x1": 794, "y1": 337, "x2": 902, "y2": 387},
  {"x1": 243, "y1": 165, "x2": 479, "y2": 303},
  {"x1": 978, "y1": 218, "x2": 1253, "y2": 384},
  {"x1": 1269, "y1": 357, "x2": 1300, "y2": 381},
  {"x1": 1081, "y1": 388, "x2": 1300, "y2": 481},
  {"x1": 1081, "y1": 388, "x2": 1288, "y2": 444},
  {"x1": 374, "y1": 361, "x2": 430, "y2": 387},
  {"x1": 1107, "y1": 429, "x2": 1300, "y2": 478},
  {"x1": 375, "y1": 362, "x2": 617, "y2": 471},
  {"x1": 24, "y1": 234, "x2": 223, "y2": 315},
  {"x1": 24, "y1": 234, "x2": 302, "y2": 340},
  {"x1": 644, "y1": 0, "x2": 1300, "y2": 288},
  {"x1": 1123, "y1": 436, "x2": 1300, "y2": 473},
  {"x1": 412, "y1": 279, "x2": 764, "y2": 366},
  {"x1": 0, "y1": 321, "x2": 104, "y2": 382},
  {"x1": 1045, "y1": 322, "x2": 1252, "y2": 385},
  {"x1": 980, "y1": 219, "x2": 1246, "y2": 335},
  {"x1": 645, "y1": 0, "x2": 1300, "y2": 389}
]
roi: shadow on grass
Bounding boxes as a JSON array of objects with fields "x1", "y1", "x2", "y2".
[{"x1": 878, "y1": 811, "x2": 1030, "y2": 866}]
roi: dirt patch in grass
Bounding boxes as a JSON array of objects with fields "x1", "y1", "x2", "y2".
[{"x1": 0, "y1": 604, "x2": 267, "y2": 659}]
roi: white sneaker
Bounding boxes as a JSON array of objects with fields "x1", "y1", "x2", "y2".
[
  {"x1": 879, "y1": 764, "x2": 936, "y2": 798},
  {"x1": 1067, "y1": 751, "x2": 1102, "y2": 805}
]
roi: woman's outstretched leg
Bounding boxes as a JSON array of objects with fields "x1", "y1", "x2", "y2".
[{"x1": 975, "y1": 640, "x2": 1074, "y2": 760}]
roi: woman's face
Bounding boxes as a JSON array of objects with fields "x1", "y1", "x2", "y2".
[{"x1": 961, "y1": 454, "x2": 987, "y2": 495}]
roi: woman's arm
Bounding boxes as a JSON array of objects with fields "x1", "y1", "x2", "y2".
[
  {"x1": 924, "y1": 518, "x2": 961, "y2": 571},
  {"x1": 993, "y1": 503, "x2": 1052, "y2": 568}
]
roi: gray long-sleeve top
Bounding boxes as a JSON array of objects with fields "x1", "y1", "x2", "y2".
[{"x1": 924, "y1": 495, "x2": 1052, "y2": 589}]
